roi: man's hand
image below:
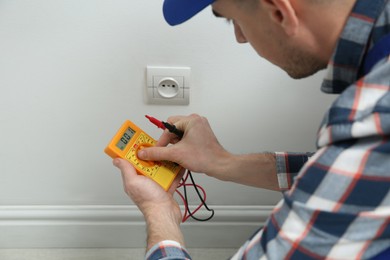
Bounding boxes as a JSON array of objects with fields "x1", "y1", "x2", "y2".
[
  {"x1": 113, "y1": 158, "x2": 185, "y2": 250},
  {"x1": 137, "y1": 114, "x2": 231, "y2": 177},
  {"x1": 137, "y1": 114, "x2": 279, "y2": 190}
]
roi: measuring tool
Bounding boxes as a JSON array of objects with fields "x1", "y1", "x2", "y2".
[{"x1": 104, "y1": 120, "x2": 182, "y2": 191}]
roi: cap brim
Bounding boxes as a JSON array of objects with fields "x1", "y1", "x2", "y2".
[{"x1": 163, "y1": 0, "x2": 215, "y2": 26}]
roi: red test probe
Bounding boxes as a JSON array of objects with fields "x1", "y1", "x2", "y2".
[
  {"x1": 145, "y1": 115, "x2": 184, "y2": 138},
  {"x1": 145, "y1": 115, "x2": 166, "y2": 130}
]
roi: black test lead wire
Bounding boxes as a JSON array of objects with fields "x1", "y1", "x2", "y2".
[
  {"x1": 145, "y1": 115, "x2": 215, "y2": 221},
  {"x1": 183, "y1": 171, "x2": 215, "y2": 221}
]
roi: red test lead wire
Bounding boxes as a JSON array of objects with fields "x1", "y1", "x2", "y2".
[{"x1": 145, "y1": 115, "x2": 166, "y2": 130}]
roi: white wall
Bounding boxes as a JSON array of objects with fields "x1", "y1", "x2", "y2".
[{"x1": 0, "y1": 0, "x2": 336, "y2": 248}]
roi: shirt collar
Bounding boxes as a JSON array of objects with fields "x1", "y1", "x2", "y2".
[{"x1": 321, "y1": 0, "x2": 388, "y2": 94}]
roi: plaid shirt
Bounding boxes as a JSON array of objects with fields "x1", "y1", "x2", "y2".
[{"x1": 146, "y1": 0, "x2": 390, "y2": 259}]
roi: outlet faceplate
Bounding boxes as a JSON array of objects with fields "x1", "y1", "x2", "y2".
[{"x1": 146, "y1": 66, "x2": 190, "y2": 105}]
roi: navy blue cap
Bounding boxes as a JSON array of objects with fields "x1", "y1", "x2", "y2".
[{"x1": 163, "y1": 0, "x2": 215, "y2": 26}]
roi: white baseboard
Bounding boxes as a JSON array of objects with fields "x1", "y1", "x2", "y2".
[{"x1": 0, "y1": 205, "x2": 273, "y2": 248}]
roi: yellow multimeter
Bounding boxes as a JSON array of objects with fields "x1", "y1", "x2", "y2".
[{"x1": 104, "y1": 120, "x2": 182, "y2": 191}]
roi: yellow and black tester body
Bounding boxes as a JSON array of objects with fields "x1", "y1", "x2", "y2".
[{"x1": 104, "y1": 120, "x2": 181, "y2": 191}]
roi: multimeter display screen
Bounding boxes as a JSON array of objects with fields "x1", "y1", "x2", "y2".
[{"x1": 116, "y1": 127, "x2": 136, "y2": 150}]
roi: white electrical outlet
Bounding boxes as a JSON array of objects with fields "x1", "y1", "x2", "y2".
[
  {"x1": 157, "y1": 77, "x2": 180, "y2": 98},
  {"x1": 146, "y1": 66, "x2": 190, "y2": 105}
]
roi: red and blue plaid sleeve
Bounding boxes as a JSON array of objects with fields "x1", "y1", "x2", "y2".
[
  {"x1": 145, "y1": 240, "x2": 191, "y2": 260},
  {"x1": 275, "y1": 152, "x2": 313, "y2": 190}
]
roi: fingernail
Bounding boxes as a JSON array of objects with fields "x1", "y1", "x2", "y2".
[
  {"x1": 113, "y1": 158, "x2": 121, "y2": 167},
  {"x1": 137, "y1": 150, "x2": 145, "y2": 159}
]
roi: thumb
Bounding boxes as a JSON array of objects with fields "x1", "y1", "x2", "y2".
[{"x1": 137, "y1": 146, "x2": 174, "y2": 162}]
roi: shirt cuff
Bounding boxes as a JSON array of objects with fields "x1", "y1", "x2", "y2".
[
  {"x1": 275, "y1": 152, "x2": 312, "y2": 190},
  {"x1": 145, "y1": 240, "x2": 191, "y2": 260}
]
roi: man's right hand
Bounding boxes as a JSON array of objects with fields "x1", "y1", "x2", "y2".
[
  {"x1": 138, "y1": 114, "x2": 279, "y2": 190},
  {"x1": 137, "y1": 114, "x2": 231, "y2": 177}
]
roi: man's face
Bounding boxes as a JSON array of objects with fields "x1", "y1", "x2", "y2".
[{"x1": 211, "y1": 0, "x2": 327, "y2": 79}]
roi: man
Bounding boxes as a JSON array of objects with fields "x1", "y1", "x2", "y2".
[{"x1": 113, "y1": 0, "x2": 390, "y2": 258}]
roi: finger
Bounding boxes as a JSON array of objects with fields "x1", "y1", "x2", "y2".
[
  {"x1": 137, "y1": 145, "x2": 175, "y2": 162},
  {"x1": 168, "y1": 168, "x2": 185, "y2": 194},
  {"x1": 167, "y1": 116, "x2": 190, "y2": 133},
  {"x1": 170, "y1": 114, "x2": 201, "y2": 133},
  {"x1": 155, "y1": 130, "x2": 178, "y2": 147},
  {"x1": 113, "y1": 158, "x2": 137, "y2": 183}
]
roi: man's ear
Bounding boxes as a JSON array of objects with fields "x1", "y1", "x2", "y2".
[{"x1": 261, "y1": 0, "x2": 299, "y2": 36}]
